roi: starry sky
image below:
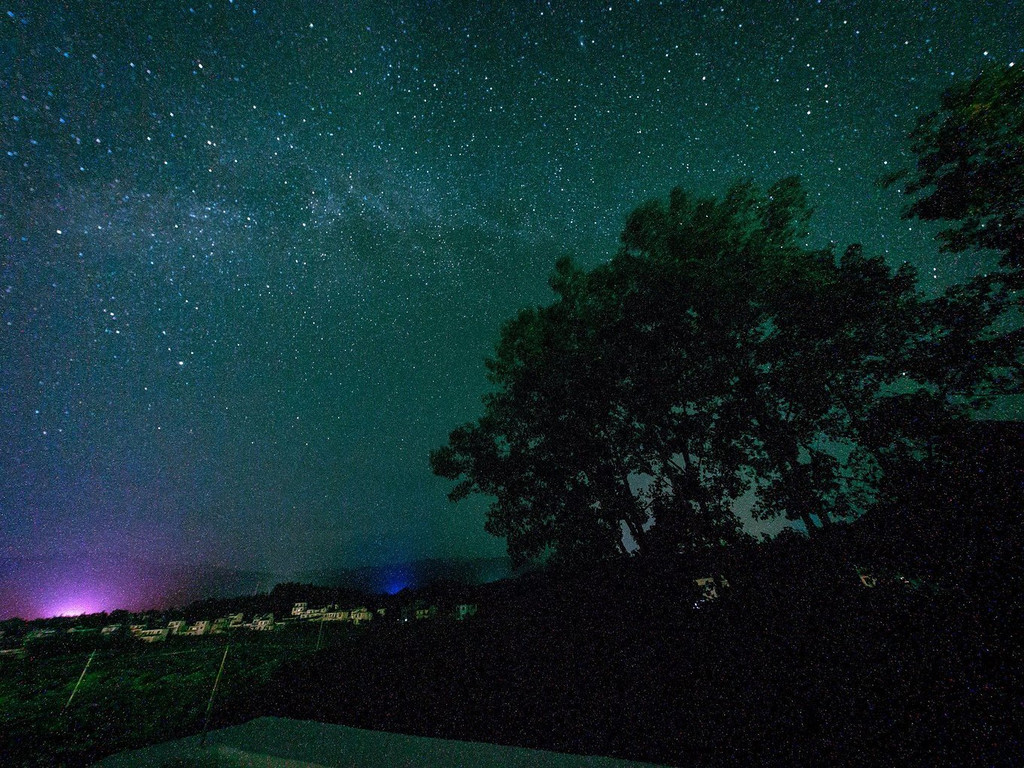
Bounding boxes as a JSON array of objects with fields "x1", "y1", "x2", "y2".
[{"x1": 1, "y1": 0, "x2": 1020, "y2": 619}]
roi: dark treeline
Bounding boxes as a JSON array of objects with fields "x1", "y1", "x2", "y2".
[
  {"x1": 178, "y1": 582, "x2": 374, "y2": 621},
  {"x1": 262, "y1": 422, "x2": 1023, "y2": 767}
]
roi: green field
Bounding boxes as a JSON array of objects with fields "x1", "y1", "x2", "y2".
[{"x1": 0, "y1": 629, "x2": 343, "y2": 768}]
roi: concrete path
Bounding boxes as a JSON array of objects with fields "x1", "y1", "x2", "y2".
[{"x1": 95, "y1": 716, "x2": 669, "y2": 767}]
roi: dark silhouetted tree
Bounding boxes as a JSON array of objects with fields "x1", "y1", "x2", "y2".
[
  {"x1": 432, "y1": 177, "x2": 1011, "y2": 567},
  {"x1": 876, "y1": 64, "x2": 1024, "y2": 469}
]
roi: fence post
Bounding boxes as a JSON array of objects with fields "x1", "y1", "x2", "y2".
[
  {"x1": 61, "y1": 649, "x2": 96, "y2": 715},
  {"x1": 316, "y1": 614, "x2": 326, "y2": 651},
  {"x1": 200, "y1": 644, "x2": 230, "y2": 747}
]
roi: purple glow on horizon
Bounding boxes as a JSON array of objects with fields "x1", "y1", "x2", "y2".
[
  {"x1": 46, "y1": 598, "x2": 108, "y2": 618},
  {"x1": 0, "y1": 557, "x2": 179, "y2": 620},
  {"x1": 39, "y1": 581, "x2": 124, "y2": 619}
]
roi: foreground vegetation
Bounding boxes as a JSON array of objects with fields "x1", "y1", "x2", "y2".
[
  {"x1": 0, "y1": 632, "x2": 323, "y2": 767},
  {"x1": 432, "y1": 64, "x2": 1024, "y2": 567}
]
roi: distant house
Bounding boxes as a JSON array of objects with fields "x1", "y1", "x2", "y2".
[
  {"x1": 135, "y1": 628, "x2": 169, "y2": 643},
  {"x1": 101, "y1": 624, "x2": 123, "y2": 635},
  {"x1": 25, "y1": 628, "x2": 57, "y2": 641},
  {"x1": 288, "y1": 604, "x2": 330, "y2": 621},
  {"x1": 288, "y1": 602, "x2": 379, "y2": 624},
  {"x1": 350, "y1": 607, "x2": 373, "y2": 625},
  {"x1": 401, "y1": 604, "x2": 436, "y2": 622},
  {"x1": 454, "y1": 603, "x2": 478, "y2": 621},
  {"x1": 211, "y1": 614, "x2": 244, "y2": 634},
  {"x1": 250, "y1": 613, "x2": 275, "y2": 631},
  {"x1": 167, "y1": 620, "x2": 187, "y2": 635},
  {"x1": 186, "y1": 620, "x2": 211, "y2": 636},
  {"x1": 693, "y1": 575, "x2": 729, "y2": 604}
]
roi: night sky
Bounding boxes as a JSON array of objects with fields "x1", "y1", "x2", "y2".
[{"x1": 2, "y1": 1, "x2": 1020, "y2": 619}]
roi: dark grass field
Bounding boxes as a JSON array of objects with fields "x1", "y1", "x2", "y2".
[{"x1": 0, "y1": 629, "x2": 342, "y2": 767}]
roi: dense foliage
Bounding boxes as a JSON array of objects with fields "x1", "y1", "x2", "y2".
[
  {"x1": 0, "y1": 636, "x2": 295, "y2": 768},
  {"x1": 432, "y1": 174, "x2": 1017, "y2": 566},
  {"x1": 887, "y1": 64, "x2": 1024, "y2": 272}
]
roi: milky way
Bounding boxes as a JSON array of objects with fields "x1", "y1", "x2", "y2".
[{"x1": 1, "y1": 1, "x2": 1020, "y2": 618}]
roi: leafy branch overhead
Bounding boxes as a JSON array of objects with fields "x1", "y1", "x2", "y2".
[{"x1": 889, "y1": 64, "x2": 1024, "y2": 272}]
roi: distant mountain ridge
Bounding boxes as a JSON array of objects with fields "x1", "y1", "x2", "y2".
[
  {"x1": 290, "y1": 556, "x2": 514, "y2": 595},
  {"x1": 153, "y1": 556, "x2": 515, "y2": 608}
]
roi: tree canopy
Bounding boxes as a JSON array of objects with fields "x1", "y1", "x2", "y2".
[
  {"x1": 433, "y1": 66, "x2": 1023, "y2": 569},
  {"x1": 431, "y1": 175, "x2": 1003, "y2": 567},
  {"x1": 877, "y1": 64, "x2": 1024, "y2": 425}
]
